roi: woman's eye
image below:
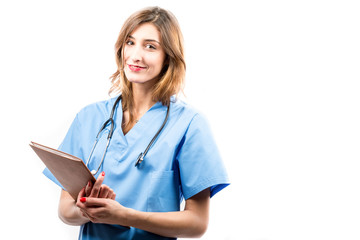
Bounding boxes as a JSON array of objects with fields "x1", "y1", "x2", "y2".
[
  {"x1": 126, "y1": 40, "x2": 134, "y2": 45},
  {"x1": 145, "y1": 44, "x2": 156, "y2": 50}
]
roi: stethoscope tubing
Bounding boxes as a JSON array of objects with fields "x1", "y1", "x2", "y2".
[
  {"x1": 86, "y1": 94, "x2": 170, "y2": 174},
  {"x1": 135, "y1": 102, "x2": 170, "y2": 166}
]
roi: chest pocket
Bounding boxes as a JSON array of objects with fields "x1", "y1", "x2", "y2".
[{"x1": 147, "y1": 170, "x2": 180, "y2": 212}]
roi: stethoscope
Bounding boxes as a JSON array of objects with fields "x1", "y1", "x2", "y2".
[{"x1": 85, "y1": 94, "x2": 170, "y2": 175}]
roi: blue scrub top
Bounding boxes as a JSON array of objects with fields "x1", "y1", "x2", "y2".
[{"x1": 43, "y1": 96, "x2": 229, "y2": 240}]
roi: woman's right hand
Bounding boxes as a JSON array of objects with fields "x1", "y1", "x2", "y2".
[{"x1": 84, "y1": 171, "x2": 116, "y2": 199}]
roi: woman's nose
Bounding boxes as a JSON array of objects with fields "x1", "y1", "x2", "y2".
[{"x1": 130, "y1": 46, "x2": 143, "y2": 62}]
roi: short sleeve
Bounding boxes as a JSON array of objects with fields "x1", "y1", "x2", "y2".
[
  {"x1": 177, "y1": 113, "x2": 230, "y2": 200},
  {"x1": 42, "y1": 114, "x2": 83, "y2": 189}
]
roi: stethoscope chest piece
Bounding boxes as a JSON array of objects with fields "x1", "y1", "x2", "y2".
[{"x1": 135, "y1": 152, "x2": 145, "y2": 167}]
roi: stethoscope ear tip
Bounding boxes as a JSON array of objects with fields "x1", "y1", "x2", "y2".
[{"x1": 91, "y1": 169, "x2": 97, "y2": 175}]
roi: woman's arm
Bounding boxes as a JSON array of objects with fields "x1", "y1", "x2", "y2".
[
  {"x1": 58, "y1": 190, "x2": 89, "y2": 226},
  {"x1": 129, "y1": 188, "x2": 210, "y2": 238},
  {"x1": 76, "y1": 188, "x2": 210, "y2": 238}
]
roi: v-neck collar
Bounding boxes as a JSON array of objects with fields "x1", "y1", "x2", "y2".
[{"x1": 113, "y1": 98, "x2": 165, "y2": 146}]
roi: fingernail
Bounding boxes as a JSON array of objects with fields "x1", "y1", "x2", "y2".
[
  {"x1": 80, "y1": 197, "x2": 86, "y2": 203},
  {"x1": 102, "y1": 171, "x2": 105, "y2": 176}
]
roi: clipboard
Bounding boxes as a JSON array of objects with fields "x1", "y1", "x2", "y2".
[{"x1": 30, "y1": 141, "x2": 96, "y2": 200}]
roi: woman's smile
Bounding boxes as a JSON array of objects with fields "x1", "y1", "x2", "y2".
[{"x1": 128, "y1": 64, "x2": 147, "y2": 72}]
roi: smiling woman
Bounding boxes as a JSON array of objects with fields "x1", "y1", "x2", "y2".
[
  {"x1": 123, "y1": 23, "x2": 166, "y2": 85},
  {"x1": 42, "y1": 6, "x2": 229, "y2": 240},
  {"x1": 110, "y1": 7, "x2": 186, "y2": 132}
]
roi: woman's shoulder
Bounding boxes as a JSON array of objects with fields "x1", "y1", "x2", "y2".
[
  {"x1": 171, "y1": 97, "x2": 197, "y2": 114},
  {"x1": 77, "y1": 96, "x2": 118, "y2": 118},
  {"x1": 170, "y1": 97, "x2": 209, "y2": 124}
]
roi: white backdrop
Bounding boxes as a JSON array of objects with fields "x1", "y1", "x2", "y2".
[{"x1": 1, "y1": 0, "x2": 359, "y2": 239}]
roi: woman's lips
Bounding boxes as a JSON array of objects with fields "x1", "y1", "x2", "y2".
[{"x1": 128, "y1": 64, "x2": 146, "y2": 72}]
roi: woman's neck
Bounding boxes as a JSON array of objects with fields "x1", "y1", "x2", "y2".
[
  {"x1": 122, "y1": 82, "x2": 157, "y2": 135},
  {"x1": 131, "y1": 82, "x2": 157, "y2": 119}
]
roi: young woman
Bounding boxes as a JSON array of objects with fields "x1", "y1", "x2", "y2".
[{"x1": 43, "y1": 6, "x2": 229, "y2": 240}]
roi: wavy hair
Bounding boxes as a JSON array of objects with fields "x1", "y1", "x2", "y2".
[{"x1": 109, "y1": 6, "x2": 186, "y2": 128}]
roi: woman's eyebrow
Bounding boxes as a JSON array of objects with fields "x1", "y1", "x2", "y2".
[
  {"x1": 145, "y1": 39, "x2": 161, "y2": 45},
  {"x1": 128, "y1": 35, "x2": 160, "y2": 44}
]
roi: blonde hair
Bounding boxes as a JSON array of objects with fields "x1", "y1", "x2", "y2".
[{"x1": 109, "y1": 6, "x2": 186, "y2": 128}]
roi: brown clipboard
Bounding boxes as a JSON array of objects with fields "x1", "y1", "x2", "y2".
[{"x1": 30, "y1": 141, "x2": 96, "y2": 200}]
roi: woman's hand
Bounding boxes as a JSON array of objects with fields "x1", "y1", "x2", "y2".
[
  {"x1": 58, "y1": 170, "x2": 118, "y2": 227},
  {"x1": 84, "y1": 171, "x2": 116, "y2": 199},
  {"x1": 76, "y1": 197, "x2": 130, "y2": 226},
  {"x1": 76, "y1": 171, "x2": 117, "y2": 220}
]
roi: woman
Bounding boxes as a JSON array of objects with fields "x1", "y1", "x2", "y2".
[{"x1": 43, "y1": 6, "x2": 229, "y2": 239}]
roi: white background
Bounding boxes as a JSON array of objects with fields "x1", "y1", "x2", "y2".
[{"x1": 1, "y1": 0, "x2": 359, "y2": 239}]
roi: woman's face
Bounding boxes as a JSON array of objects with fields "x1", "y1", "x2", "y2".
[{"x1": 123, "y1": 23, "x2": 166, "y2": 85}]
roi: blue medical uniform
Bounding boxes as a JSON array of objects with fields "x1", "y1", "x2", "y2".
[{"x1": 43, "y1": 96, "x2": 229, "y2": 240}]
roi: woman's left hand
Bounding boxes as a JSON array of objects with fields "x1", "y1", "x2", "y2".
[{"x1": 76, "y1": 197, "x2": 129, "y2": 226}]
